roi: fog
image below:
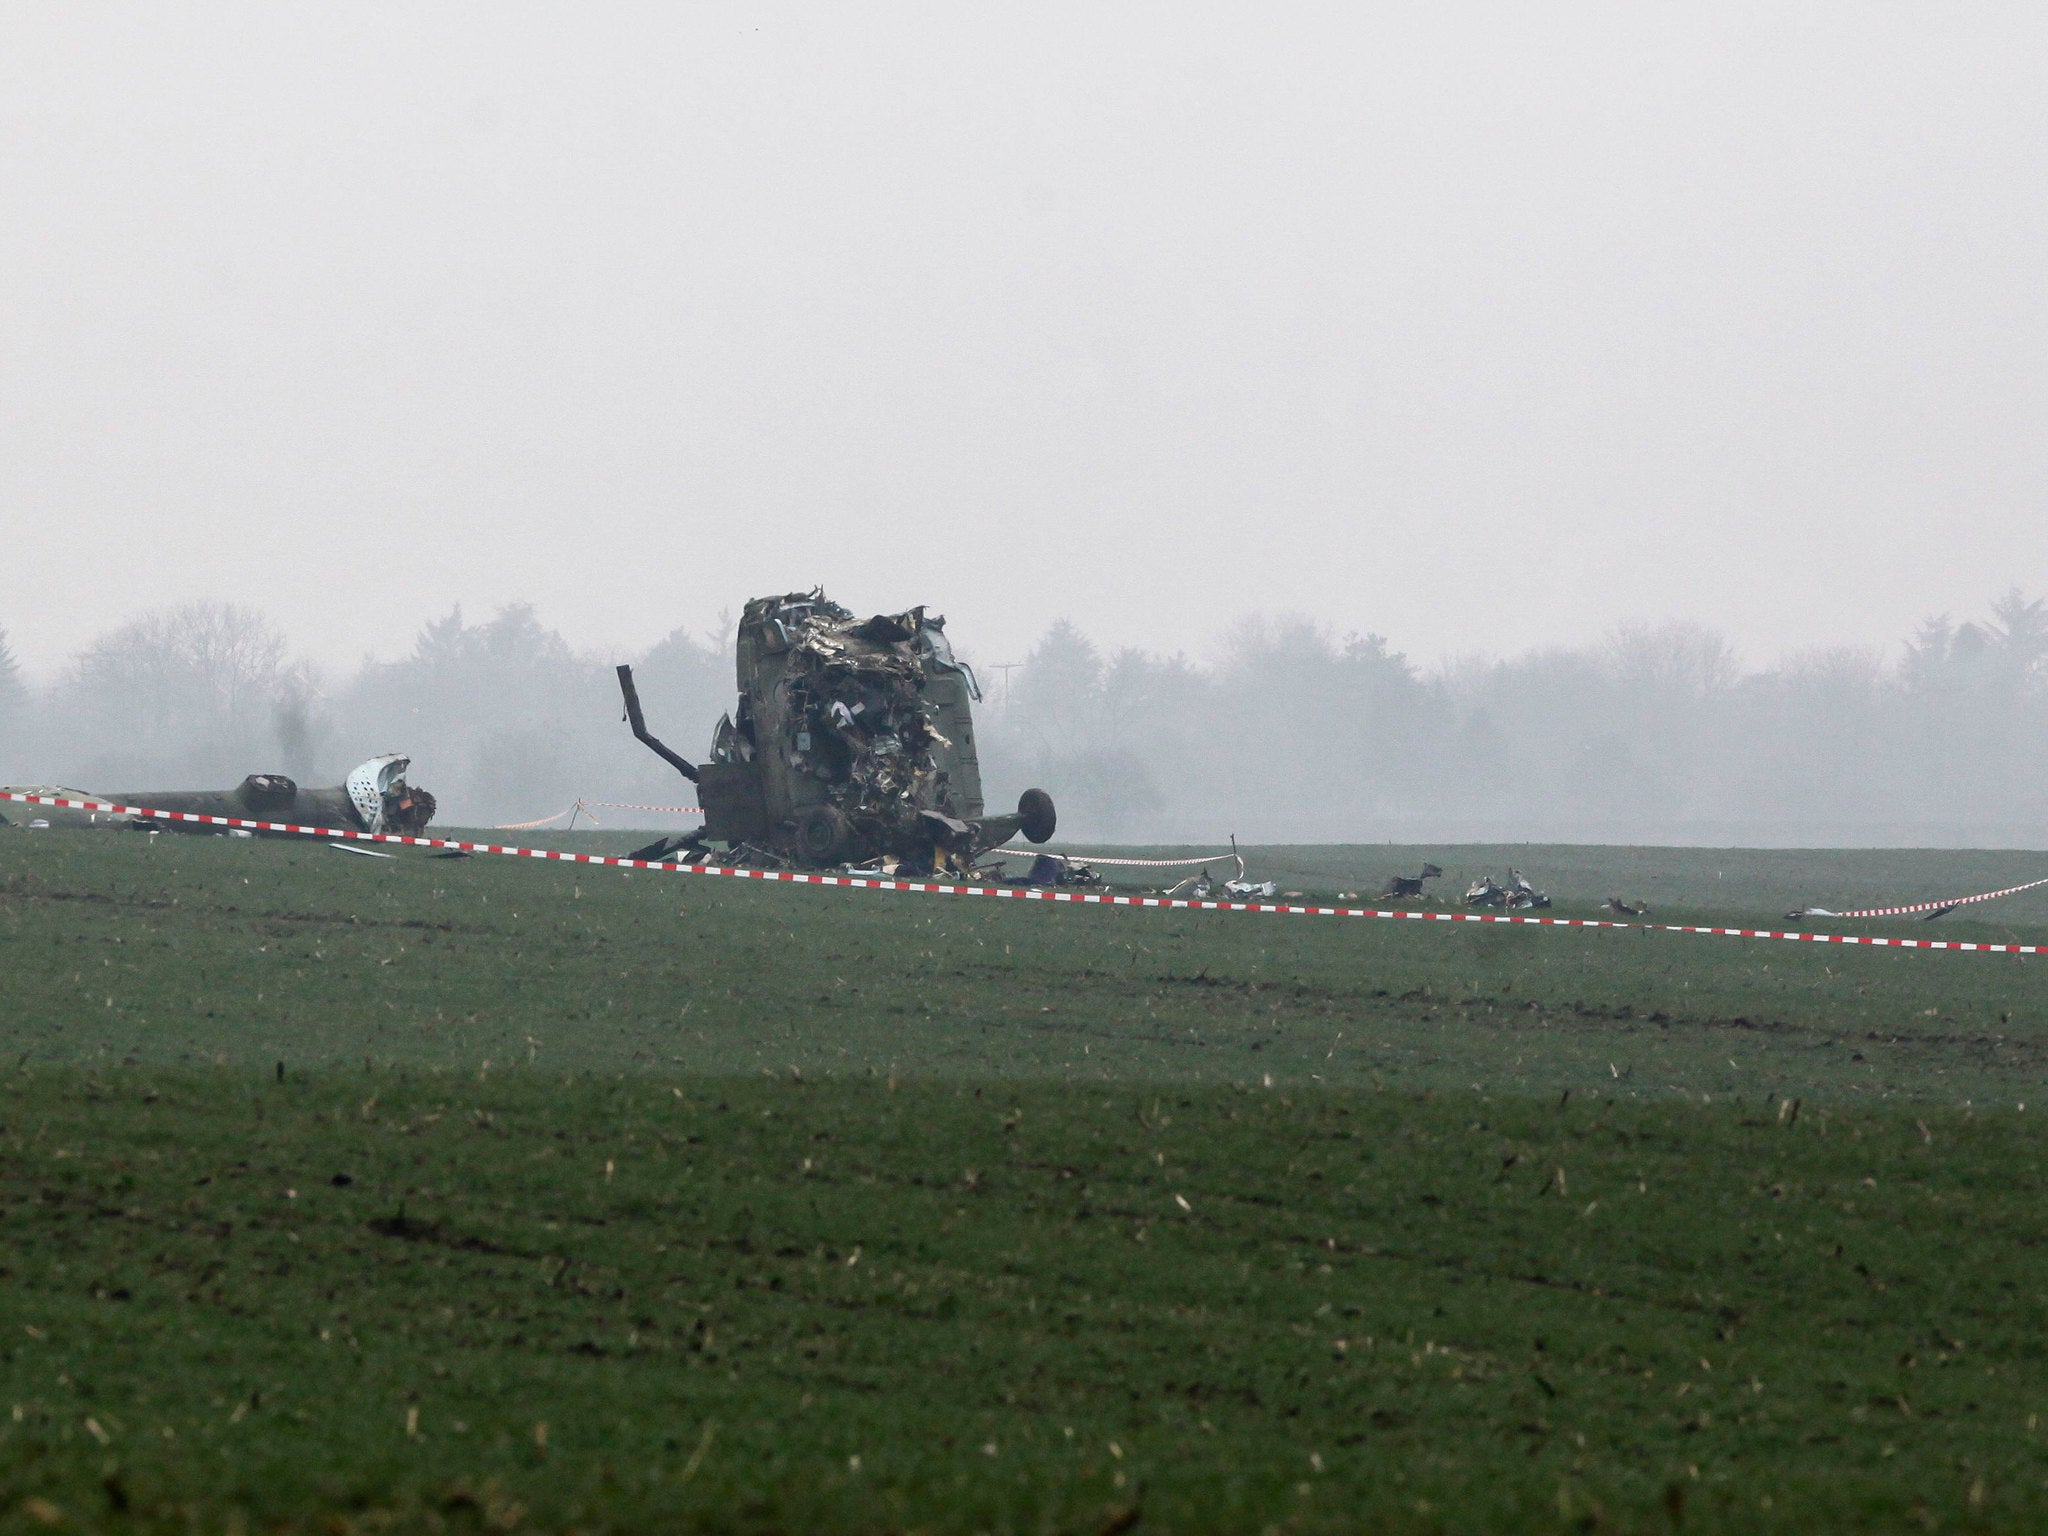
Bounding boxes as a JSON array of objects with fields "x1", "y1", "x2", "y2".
[
  {"x1": 3, "y1": 591, "x2": 2043, "y2": 847},
  {"x1": 3, "y1": 7, "x2": 2045, "y2": 843}
]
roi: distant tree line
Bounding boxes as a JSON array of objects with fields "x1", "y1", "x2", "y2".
[
  {"x1": 1, "y1": 593, "x2": 2044, "y2": 846},
  {"x1": 0, "y1": 602, "x2": 730, "y2": 828},
  {"x1": 978, "y1": 594, "x2": 2048, "y2": 846}
]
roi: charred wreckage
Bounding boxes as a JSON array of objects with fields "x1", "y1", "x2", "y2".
[{"x1": 617, "y1": 591, "x2": 1056, "y2": 874}]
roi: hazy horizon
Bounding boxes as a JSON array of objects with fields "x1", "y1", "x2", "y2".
[
  {"x1": 5, "y1": 588, "x2": 2044, "y2": 849},
  {"x1": 0, "y1": 590, "x2": 1960, "y2": 694},
  {"x1": 4, "y1": 5, "x2": 2045, "y2": 687}
]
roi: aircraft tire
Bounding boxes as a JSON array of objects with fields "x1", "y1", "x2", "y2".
[
  {"x1": 796, "y1": 805, "x2": 852, "y2": 864},
  {"x1": 1018, "y1": 789, "x2": 1057, "y2": 844}
]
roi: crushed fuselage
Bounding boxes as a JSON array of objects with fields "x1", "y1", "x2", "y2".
[{"x1": 619, "y1": 591, "x2": 1054, "y2": 871}]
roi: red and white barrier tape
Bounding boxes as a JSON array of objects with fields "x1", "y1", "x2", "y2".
[
  {"x1": 5, "y1": 790, "x2": 2042, "y2": 956},
  {"x1": 985, "y1": 846, "x2": 1240, "y2": 868},
  {"x1": 493, "y1": 806, "x2": 580, "y2": 831},
  {"x1": 495, "y1": 800, "x2": 701, "y2": 829},
  {"x1": 1817, "y1": 874, "x2": 2048, "y2": 919}
]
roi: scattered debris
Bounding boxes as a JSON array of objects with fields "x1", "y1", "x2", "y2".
[
  {"x1": 617, "y1": 591, "x2": 1055, "y2": 872},
  {"x1": 1378, "y1": 862, "x2": 1443, "y2": 901},
  {"x1": 1465, "y1": 869, "x2": 1552, "y2": 910},
  {"x1": 329, "y1": 842, "x2": 396, "y2": 859},
  {"x1": 1156, "y1": 864, "x2": 1283, "y2": 901},
  {"x1": 974, "y1": 852, "x2": 1105, "y2": 889},
  {"x1": 1606, "y1": 897, "x2": 1649, "y2": 916}
]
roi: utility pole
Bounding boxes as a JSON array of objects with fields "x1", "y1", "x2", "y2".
[{"x1": 988, "y1": 662, "x2": 1023, "y2": 713}]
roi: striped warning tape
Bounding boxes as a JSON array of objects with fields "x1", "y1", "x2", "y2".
[
  {"x1": 493, "y1": 806, "x2": 581, "y2": 831},
  {"x1": 1816, "y1": 875, "x2": 2048, "y2": 919},
  {"x1": 495, "y1": 800, "x2": 701, "y2": 829},
  {"x1": 4, "y1": 790, "x2": 2041, "y2": 956},
  {"x1": 493, "y1": 801, "x2": 602, "y2": 831},
  {"x1": 986, "y1": 847, "x2": 1241, "y2": 869}
]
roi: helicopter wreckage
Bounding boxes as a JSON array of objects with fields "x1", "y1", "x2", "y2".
[
  {"x1": 1, "y1": 755, "x2": 435, "y2": 838},
  {"x1": 617, "y1": 591, "x2": 1056, "y2": 875},
  {"x1": 1464, "y1": 868, "x2": 1552, "y2": 910}
]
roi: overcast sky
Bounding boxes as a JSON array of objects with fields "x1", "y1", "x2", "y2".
[{"x1": 3, "y1": 4, "x2": 2043, "y2": 683}]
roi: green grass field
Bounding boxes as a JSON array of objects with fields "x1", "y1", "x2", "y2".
[{"x1": 4, "y1": 828, "x2": 2048, "y2": 1532}]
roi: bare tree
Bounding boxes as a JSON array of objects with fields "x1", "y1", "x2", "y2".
[
  {"x1": 335, "y1": 603, "x2": 619, "y2": 824},
  {"x1": 0, "y1": 624, "x2": 30, "y2": 775},
  {"x1": 54, "y1": 602, "x2": 298, "y2": 784},
  {"x1": 271, "y1": 664, "x2": 333, "y2": 782},
  {"x1": 1009, "y1": 619, "x2": 1105, "y2": 758},
  {"x1": 1601, "y1": 620, "x2": 1741, "y2": 699},
  {"x1": 0, "y1": 624, "x2": 23, "y2": 720},
  {"x1": 1984, "y1": 588, "x2": 2048, "y2": 689}
]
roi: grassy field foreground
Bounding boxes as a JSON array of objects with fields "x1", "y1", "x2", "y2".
[
  {"x1": 4, "y1": 829, "x2": 2048, "y2": 1531},
  {"x1": 3, "y1": 830, "x2": 2046, "y2": 1104},
  {"x1": 5, "y1": 1070, "x2": 2048, "y2": 1533}
]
